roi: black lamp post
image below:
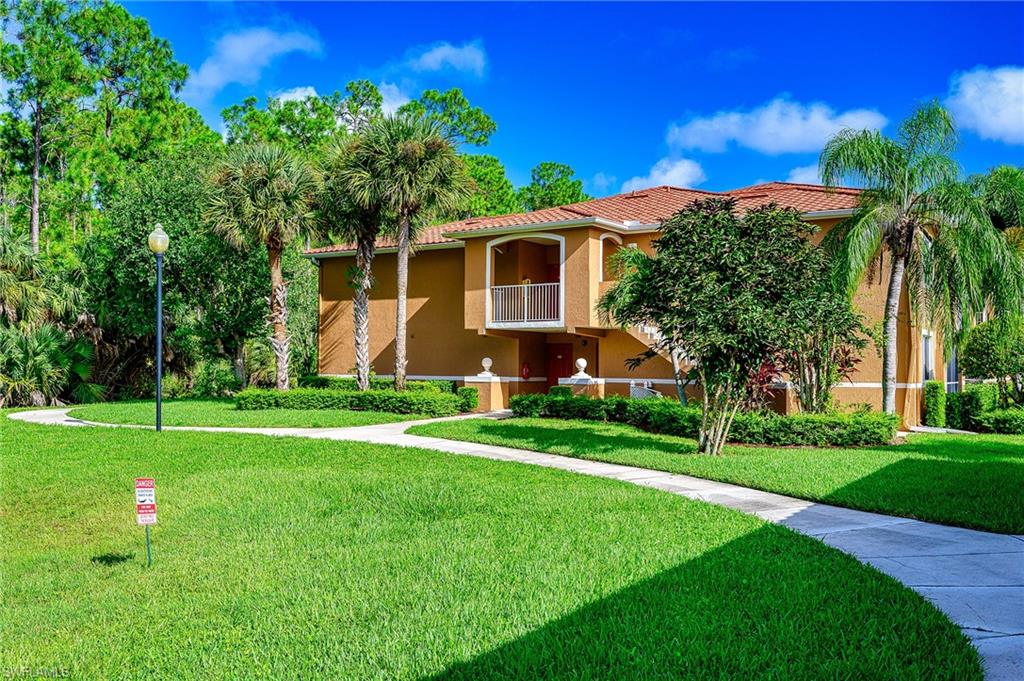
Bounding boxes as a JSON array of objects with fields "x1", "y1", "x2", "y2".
[{"x1": 148, "y1": 225, "x2": 169, "y2": 431}]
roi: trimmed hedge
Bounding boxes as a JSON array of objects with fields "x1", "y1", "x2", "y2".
[
  {"x1": 946, "y1": 392, "x2": 965, "y2": 430},
  {"x1": 297, "y1": 375, "x2": 456, "y2": 393},
  {"x1": 456, "y1": 386, "x2": 479, "y2": 412},
  {"x1": 977, "y1": 408, "x2": 1024, "y2": 435},
  {"x1": 509, "y1": 393, "x2": 900, "y2": 447},
  {"x1": 959, "y1": 383, "x2": 999, "y2": 431},
  {"x1": 236, "y1": 388, "x2": 462, "y2": 417},
  {"x1": 923, "y1": 380, "x2": 946, "y2": 427}
]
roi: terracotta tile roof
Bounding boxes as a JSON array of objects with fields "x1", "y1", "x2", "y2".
[{"x1": 306, "y1": 182, "x2": 861, "y2": 255}]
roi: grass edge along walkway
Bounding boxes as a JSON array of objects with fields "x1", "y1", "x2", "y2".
[{"x1": 406, "y1": 416, "x2": 1024, "y2": 534}]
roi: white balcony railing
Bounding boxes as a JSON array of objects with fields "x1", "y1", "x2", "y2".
[{"x1": 491, "y1": 282, "x2": 560, "y2": 324}]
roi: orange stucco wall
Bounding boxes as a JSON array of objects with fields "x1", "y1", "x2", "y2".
[{"x1": 317, "y1": 217, "x2": 945, "y2": 427}]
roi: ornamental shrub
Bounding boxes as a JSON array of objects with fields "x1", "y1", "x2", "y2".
[
  {"x1": 548, "y1": 386, "x2": 573, "y2": 398},
  {"x1": 960, "y1": 317, "x2": 1024, "y2": 407},
  {"x1": 923, "y1": 380, "x2": 947, "y2": 427},
  {"x1": 946, "y1": 392, "x2": 965, "y2": 430},
  {"x1": 508, "y1": 393, "x2": 898, "y2": 446},
  {"x1": 236, "y1": 388, "x2": 462, "y2": 416},
  {"x1": 959, "y1": 383, "x2": 999, "y2": 431},
  {"x1": 977, "y1": 408, "x2": 1024, "y2": 435},
  {"x1": 297, "y1": 375, "x2": 455, "y2": 393},
  {"x1": 456, "y1": 387, "x2": 479, "y2": 412}
]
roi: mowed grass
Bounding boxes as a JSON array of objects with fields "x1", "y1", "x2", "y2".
[
  {"x1": 69, "y1": 398, "x2": 421, "y2": 428},
  {"x1": 408, "y1": 417, "x2": 1024, "y2": 534},
  {"x1": 1, "y1": 415, "x2": 980, "y2": 680}
]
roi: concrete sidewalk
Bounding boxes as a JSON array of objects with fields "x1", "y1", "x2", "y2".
[{"x1": 9, "y1": 408, "x2": 1023, "y2": 679}]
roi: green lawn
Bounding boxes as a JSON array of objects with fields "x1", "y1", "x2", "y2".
[
  {"x1": 69, "y1": 398, "x2": 421, "y2": 428},
  {"x1": 408, "y1": 417, "x2": 1024, "y2": 534},
  {"x1": 1, "y1": 415, "x2": 980, "y2": 679}
]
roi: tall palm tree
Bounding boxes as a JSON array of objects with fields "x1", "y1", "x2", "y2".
[
  {"x1": 318, "y1": 136, "x2": 390, "y2": 391},
  {"x1": 821, "y1": 102, "x2": 1018, "y2": 414},
  {"x1": 205, "y1": 144, "x2": 320, "y2": 390},
  {"x1": 342, "y1": 114, "x2": 471, "y2": 389}
]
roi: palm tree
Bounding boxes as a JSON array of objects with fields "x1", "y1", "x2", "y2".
[
  {"x1": 821, "y1": 102, "x2": 1018, "y2": 414},
  {"x1": 0, "y1": 225, "x2": 81, "y2": 326},
  {"x1": 205, "y1": 144, "x2": 320, "y2": 390},
  {"x1": 318, "y1": 136, "x2": 391, "y2": 391},
  {"x1": 341, "y1": 114, "x2": 471, "y2": 389}
]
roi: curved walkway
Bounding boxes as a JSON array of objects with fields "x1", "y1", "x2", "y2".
[{"x1": 10, "y1": 408, "x2": 1023, "y2": 680}]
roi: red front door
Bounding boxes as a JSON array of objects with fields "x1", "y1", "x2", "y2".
[{"x1": 546, "y1": 343, "x2": 573, "y2": 390}]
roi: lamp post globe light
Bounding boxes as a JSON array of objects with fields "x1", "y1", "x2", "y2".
[{"x1": 148, "y1": 225, "x2": 169, "y2": 431}]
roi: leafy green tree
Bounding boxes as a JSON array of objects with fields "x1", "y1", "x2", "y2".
[
  {"x1": 83, "y1": 152, "x2": 269, "y2": 389},
  {"x1": 71, "y1": 1, "x2": 186, "y2": 139},
  {"x1": 1, "y1": 0, "x2": 92, "y2": 252},
  {"x1": 462, "y1": 154, "x2": 519, "y2": 217},
  {"x1": 398, "y1": 87, "x2": 496, "y2": 146},
  {"x1": 223, "y1": 81, "x2": 385, "y2": 153},
  {"x1": 318, "y1": 136, "x2": 391, "y2": 390},
  {"x1": 517, "y1": 162, "x2": 591, "y2": 211},
  {"x1": 341, "y1": 114, "x2": 471, "y2": 389},
  {"x1": 205, "y1": 144, "x2": 320, "y2": 390},
  {"x1": 783, "y1": 275, "x2": 867, "y2": 413},
  {"x1": 600, "y1": 199, "x2": 832, "y2": 455},
  {"x1": 821, "y1": 102, "x2": 1019, "y2": 414},
  {"x1": 961, "y1": 316, "x2": 1024, "y2": 408}
]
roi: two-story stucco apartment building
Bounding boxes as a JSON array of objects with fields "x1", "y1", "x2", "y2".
[{"x1": 309, "y1": 182, "x2": 954, "y2": 427}]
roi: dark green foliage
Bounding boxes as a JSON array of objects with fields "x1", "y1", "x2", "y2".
[
  {"x1": 960, "y1": 383, "x2": 1000, "y2": 430},
  {"x1": 977, "y1": 409, "x2": 1024, "y2": 434},
  {"x1": 924, "y1": 380, "x2": 947, "y2": 427},
  {"x1": 599, "y1": 198, "x2": 853, "y2": 454},
  {"x1": 236, "y1": 388, "x2": 463, "y2": 416},
  {"x1": 961, "y1": 317, "x2": 1024, "y2": 407},
  {"x1": 82, "y1": 151, "x2": 269, "y2": 393},
  {"x1": 516, "y1": 162, "x2": 590, "y2": 211},
  {"x1": 509, "y1": 394, "x2": 899, "y2": 447},
  {"x1": 946, "y1": 392, "x2": 965, "y2": 430},
  {"x1": 189, "y1": 360, "x2": 242, "y2": 398},
  {"x1": 456, "y1": 386, "x2": 479, "y2": 412},
  {"x1": 297, "y1": 375, "x2": 456, "y2": 393},
  {"x1": 548, "y1": 386, "x2": 573, "y2": 398}
]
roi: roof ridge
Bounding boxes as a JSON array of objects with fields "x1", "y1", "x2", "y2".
[{"x1": 730, "y1": 181, "x2": 862, "y2": 195}]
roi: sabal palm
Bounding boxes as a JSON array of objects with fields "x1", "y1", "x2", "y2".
[
  {"x1": 341, "y1": 114, "x2": 471, "y2": 389},
  {"x1": 821, "y1": 102, "x2": 1017, "y2": 414},
  {"x1": 0, "y1": 323, "x2": 95, "y2": 406},
  {"x1": 205, "y1": 144, "x2": 320, "y2": 390},
  {"x1": 318, "y1": 136, "x2": 390, "y2": 391}
]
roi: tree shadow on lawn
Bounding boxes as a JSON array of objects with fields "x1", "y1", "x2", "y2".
[
  {"x1": 893, "y1": 435, "x2": 1024, "y2": 462},
  {"x1": 472, "y1": 421, "x2": 698, "y2": 457},
  {"x1": 427, "y1": 523, "x2": 979, "y2": 680},
  {"x1": 819, "y1": 457, "x2": 1024, "y2": 533}
]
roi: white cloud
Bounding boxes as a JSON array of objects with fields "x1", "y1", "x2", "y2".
[
  {"x1": 946, "y1": 66, "x2": 1024, "y2": 145},
  {"x1": 182, "y1": 28, "x2": 322, "y2": 105},
  {"x1": 272, "y1": 85, "x2": 318, "y2": 102},
  {"x1": 785, "y1": 164, "x2": 821, "y2": 184},
  {"x1": 667, "y1": 97, "x2": 887, "y2": 154},
  {"x1": 407, "y1": 40, "x2": 487, "y2": 78},
  {"x1": 591, "y1": 172, "x2": 617, "y2": 193},
  {"x1": 621, "y1": 158, "x2": 706, "y2": 192},
  {"x1": 378, "y1": 81, "x2": 410, "y2": 114}
]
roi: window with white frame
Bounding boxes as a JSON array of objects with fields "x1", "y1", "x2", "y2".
[{"x1": 922, "y1": 329, "x2": 935, "y2": 381}]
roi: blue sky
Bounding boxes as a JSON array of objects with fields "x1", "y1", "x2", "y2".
[{"x1": 127, "y1": 1, "x2": 1024, "y2": 195}]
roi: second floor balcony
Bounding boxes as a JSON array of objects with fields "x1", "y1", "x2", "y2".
[{"x1": 490, "y1": 282, "x2": 562, "y2": 328}]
